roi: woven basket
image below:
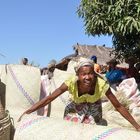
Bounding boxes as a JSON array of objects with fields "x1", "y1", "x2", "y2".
[{"x1": 0, "y1": 111, "x2": 12, "y2": 140}]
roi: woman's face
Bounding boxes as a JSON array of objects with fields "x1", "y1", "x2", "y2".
[{"x1": 77, "y1": 66, "x2": 95, "y2": 87}]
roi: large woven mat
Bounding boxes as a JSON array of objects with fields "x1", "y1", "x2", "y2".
[
  {"x1": 14, "y1": 114, "x2": 140, "y2": 140},
  {"x1": 49, "y1": 68, "x2": 73, "y2": 118},
  {"x1": 5, "y1": 64, "x2": 41, "y2": 126}
]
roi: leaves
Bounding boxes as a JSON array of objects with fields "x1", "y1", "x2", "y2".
[{"x1": 77, "y1": 0, "x2": 140, "y2": 59}]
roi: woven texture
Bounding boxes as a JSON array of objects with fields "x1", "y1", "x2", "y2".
[
  {"x1": 14, "y1": 114, "x2": 140, "y2": 140},
  {"x1": 49, "y1": 68, "x2": 73, "y2": 118},
  {"x1": 5, "y1": 64, "x2": 41, "y2": 126},
  {"x1": 0, "y1": 111, "x2": 12, "y2": 140},
  {"x1": 0, "y1": 100, "x2": 5, "y2": 119}
]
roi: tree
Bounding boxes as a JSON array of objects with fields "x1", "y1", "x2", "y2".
[{"x1": 77, "y1": 0, "x2": 140, "y2": 60}]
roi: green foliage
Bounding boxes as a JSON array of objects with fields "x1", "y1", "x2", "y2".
[{"x1": 77, "y1": 0, "x2": 140, "y2": 59}]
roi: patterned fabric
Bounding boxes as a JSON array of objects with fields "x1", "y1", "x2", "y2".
[
  {"x1": 64, "y1": 76, "x2": 109, "y2": 104},
  {"x1": 64, "y1": 100, "x2": 107, "y2": 125},
  {"x1": 64, "y1": 75, "x2": 109, "y2": 125},
  {"x1": 74, "y1": 57, "x2": 94, "y2": 72}
]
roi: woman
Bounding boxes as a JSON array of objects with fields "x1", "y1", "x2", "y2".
[{"x1": 18, "y1": 58, "x2": 140, "y2": 131}]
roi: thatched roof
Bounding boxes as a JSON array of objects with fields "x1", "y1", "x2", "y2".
[
  {"x1": 41, "y1": 43, "x2": 128, "y2": 73},
  {"x1": 73, "y1": 43, "x2": 114, "y2": 65}
]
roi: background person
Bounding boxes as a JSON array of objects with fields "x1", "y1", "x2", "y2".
[
  {"x1": 20, "y1": 57, "x2": 28, "y2": 65},
  {"x1": 105, "y1": 59, "x2": 126, "y2": 89},
  {"x1": 90, "y1": 55, "x2": 101, "y2": 73}
]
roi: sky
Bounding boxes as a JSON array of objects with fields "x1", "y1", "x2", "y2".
[{"x1": 0, "y1": 0, "x2": 113, "y2": 68}]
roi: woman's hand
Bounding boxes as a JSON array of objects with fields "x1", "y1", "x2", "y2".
[
  {"x1": 17, "y1": 112, "x2": 26, "y2": 122},
  {"x1": 17, "y1": 110, "x2": 31, "y2": 122}
]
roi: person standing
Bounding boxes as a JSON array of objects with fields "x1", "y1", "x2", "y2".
[{"x1": 90, "y1": 55, "x2": 101, "y2": 73}]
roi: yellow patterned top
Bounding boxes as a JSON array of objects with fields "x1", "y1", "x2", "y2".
[{"x1": 64, "y1": 75, "x2": 109, "y2": 104}]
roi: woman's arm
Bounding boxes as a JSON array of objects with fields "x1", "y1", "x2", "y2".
[
  {"x1": 18, "y1": 83, "x2": 68, "y2": 121},
  {"x1": 105, "y1": 88, "x2": 140, "y2": 131}
]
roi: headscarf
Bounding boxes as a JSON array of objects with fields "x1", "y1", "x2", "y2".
[
  {"x1": 74, "y1": 57, "x2": 94, "y2": 72},
  {"x1": 74, "y1": 57, "x2": 107, "y2": 81}
]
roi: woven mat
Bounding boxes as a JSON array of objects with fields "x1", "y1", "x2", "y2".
[
  {"x1": 49, "y1": 68, "x2": 73, "y2": 118},
  {"x1": 14, "y1": 114, "x2": 140, "y2": 140},
  {"x1": 5, "y1": 64, "x2": 41, "y2": 127}
]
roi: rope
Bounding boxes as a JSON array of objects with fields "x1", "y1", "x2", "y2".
[{"x1": 8, "y1": 65, "x2": 35, "y2": 105}]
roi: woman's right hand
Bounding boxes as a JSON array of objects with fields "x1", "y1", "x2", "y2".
[
  {"x1": 17, "y1": 112, "x2": 26, "y2": 122},
  {"x1": 17, "y1": 110, "x2": 31, "y2": 122}
]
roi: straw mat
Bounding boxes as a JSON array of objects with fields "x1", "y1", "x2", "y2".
[
  {"x1": 49, "y1": 68, "x2": 73, "y2": 118},
  {"x1": 14, "y1": 114, "x2": 140, "y2": 140},
  {"x1": 5, "y1": 65, "x2": 41, "y2": 126}
]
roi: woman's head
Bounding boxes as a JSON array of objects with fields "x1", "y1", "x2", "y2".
[{"x1": 75, "y1": 58, "x2": 95, "y2": 86}]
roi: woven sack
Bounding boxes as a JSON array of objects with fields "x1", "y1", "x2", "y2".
[
  {"x1": 5, "y1": 64, "x2": 41, "y2": 126},
  {"x1": 14, "y1": 114, "x2": 140, "y2": 140}
]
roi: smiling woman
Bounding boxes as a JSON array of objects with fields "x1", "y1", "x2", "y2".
[{"x1": 18, "y1": 57, "x2": 140, "y2": 131}]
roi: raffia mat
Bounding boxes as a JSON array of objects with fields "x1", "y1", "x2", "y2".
[
  {"x1": 66, "y1": 60, "x2": 77, "y2": 73},
  {"x1": 49, "y1": 68, "x2": 74, "y2": 119},
  {"x1": 5, "y1": 65, "x2": 41, "y2": 127},
  {"x1": 14, "y1": 114, "x2": 140, "y2": 140},
  {"x1": 102, "y1": 90, "x2": 140, "y2": 130}
]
